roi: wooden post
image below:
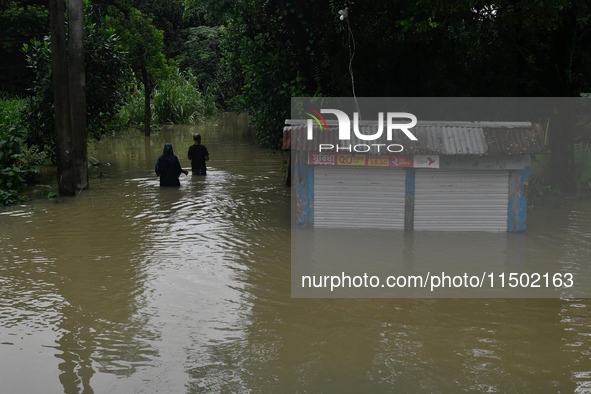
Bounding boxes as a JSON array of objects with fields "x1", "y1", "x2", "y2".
[
  {"x1": 68, "y1": 0, "x2": 88, "y2": 191},
  {"x1": 404, "y1": 168, "x2": 415, "y2": 231},
  {"x1": 141, "y1": 65, "x2": 151, "y2": 136},
  {"x1": 49, "y1": 0, "x2": 75, "y2": 196}
]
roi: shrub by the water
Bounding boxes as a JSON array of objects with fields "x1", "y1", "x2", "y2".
[{"x1": 0, "y1": 96, "x2": 48, "y2": 205}]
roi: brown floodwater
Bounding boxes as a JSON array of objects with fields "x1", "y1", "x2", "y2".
[{"x1": 2, "y1": 114, "x2": 591, "y2": 393}]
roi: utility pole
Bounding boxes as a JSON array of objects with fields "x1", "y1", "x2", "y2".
[{"x1": 48, "y1": 0, "x2": 88, "y2": 195}]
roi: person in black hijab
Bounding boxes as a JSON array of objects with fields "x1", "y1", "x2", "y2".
[{"x1": 155, "y1": 143, "x2": 188, "y2": 186}]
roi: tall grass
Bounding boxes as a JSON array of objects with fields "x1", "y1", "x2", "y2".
[{"x1": 121, "y1": 68, "x2": 218, "y2": 126}]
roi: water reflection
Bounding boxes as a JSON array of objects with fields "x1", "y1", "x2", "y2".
[
  {"x1": 0, "y1": 195, "x2": 157, "y2": 393},
  {"x1": 2, "y1": 114, "x2": 591, "y2": 392}
]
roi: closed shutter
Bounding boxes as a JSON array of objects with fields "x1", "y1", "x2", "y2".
[
  {"x1": 314, "y1": 166, "x2": 406, "y2": 229},
  {"x1": 414, "y1": 170, "x2": 509, "y2": 231}
]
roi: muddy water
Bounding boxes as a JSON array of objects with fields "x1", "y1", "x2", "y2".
[{"x1": 2, "y1": 114, "x2": 591, "y2": 393}]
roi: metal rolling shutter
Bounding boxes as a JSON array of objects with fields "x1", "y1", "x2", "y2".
[
  {"x1": 414, "y1": 170, "x2": 509, "y2": 232},
  {"x1": 314, "y1": 166, "x2": 406, "y2": 229}
]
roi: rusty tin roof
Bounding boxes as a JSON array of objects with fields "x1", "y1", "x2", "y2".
[{"x1": 283, "y1": 121, "x2": 546, "y2": 155}]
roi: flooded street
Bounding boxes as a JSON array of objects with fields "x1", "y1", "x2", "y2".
[{"x1": 2, "y1": 114, "x2": 591, "y2": 393}]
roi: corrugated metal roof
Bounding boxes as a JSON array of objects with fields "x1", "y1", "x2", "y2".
[{"x1": 283, "y1": 121, "x2": 546, "y2": 155}]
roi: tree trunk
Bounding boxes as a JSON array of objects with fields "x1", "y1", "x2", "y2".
[
  {"x1": 68, "y1": 0, "x2": 88, "y2": 191},
  {"x1": 49, "y1": 0, "x2": 75, "y2": 196},
  {"x1": 141, "y1": 64, "x2": 151, "y2": 136}
]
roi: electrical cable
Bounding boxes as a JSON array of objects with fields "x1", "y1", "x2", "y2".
[{"x1": 344, "y1": 7, "x2": 360, "y2": 117}]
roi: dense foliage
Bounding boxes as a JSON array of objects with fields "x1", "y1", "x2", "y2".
[
  {"x1": 2, "y1": 0, "x2": 591, "y2": 203},
  {"x1": 0, "y1": 96, "x2": 47, "y2": 205},
  {"x1": 199, "y1": 0, "x2": 591, "y2": 150},
  {"x1": 0, "y1": 0, "x2": 48, "y2": 95},
  {"x1": 23, "y1": 3, "x2": 129, "y2": 153},
  {"x1": 177, "y1": 25, "x2": 222, "y2": 93}
]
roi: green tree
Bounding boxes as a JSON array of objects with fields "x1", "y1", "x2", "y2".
[
  {"x1": 0, "y1": 0, "x2": 48, "y2": 95},
  {"x1": 135, "y1": 0, "x2": 186, "y2": 59},
  {"x1": 200, "y1": 0, "x2": 591, "y2": 189},
  {"x1": 106, "y1": 7, "x2": 168, "y2": 136},
  {"x1": 24, "y1": 2, "x2": 130, "y2": 153},
  {"x1": 390, "y1": 0, "x2": 591, "y2": 192},
  {"x1": 177, "y1": 25, "x2": 221, "y2": 92},
  {"x1": 212, "y1": 1, "x2": 343, "y2": 148}
]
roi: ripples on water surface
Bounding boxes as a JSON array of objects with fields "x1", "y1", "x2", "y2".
[{"x1": 2, "y1": 116, "x2": 591, "y2": 393}]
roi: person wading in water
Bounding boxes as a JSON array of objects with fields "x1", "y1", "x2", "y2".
[
  {"x1": 187, "y1": 133, "x2": 209, "y2": 175},
  {"x1": 155, "y1": 143, "x2": 188, "y2": 186}
]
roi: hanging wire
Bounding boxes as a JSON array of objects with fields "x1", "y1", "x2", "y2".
[{"x1": 344, "y1": 8, "x2": 361, "y2": 117}]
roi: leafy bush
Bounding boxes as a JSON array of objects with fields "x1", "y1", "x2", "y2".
[
  {"x1": 119, "y1": 82, "x2": 146, "y2": 125},
  {"x1": 83, "y1": 7, "x2": 130, "y2": 136},
  {"x1": 0, "y1": 97, "x2": 48, "y2": 206},
  {"x1": 21, "y1": 38, "x2": 55, "y2": 155}
]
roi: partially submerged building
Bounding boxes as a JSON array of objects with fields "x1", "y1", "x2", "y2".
[{"x1": 284, "y1": 121, "x2": 546, "y2": 232}]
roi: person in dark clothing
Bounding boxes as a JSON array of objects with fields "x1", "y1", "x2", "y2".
[
  {"x1": 155, "y1": 143, "x2": 188, "y2": 186},
  {"x1": 187, "y1": 133, "x2": 209, "y2": 175}
]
